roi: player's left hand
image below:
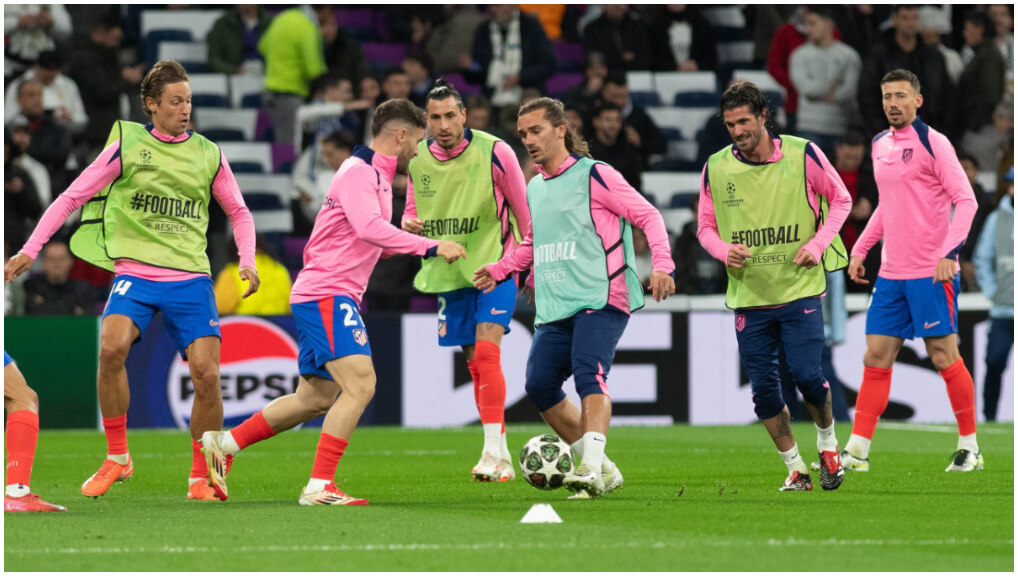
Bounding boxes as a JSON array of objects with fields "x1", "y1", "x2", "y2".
[
  {"x1": 239, "y1": 266, "x2": 260, "y2": 298},
  {"x1": 473, "y1": 265, "x2": 498, "y2": 294},
  {"x1": 793, "y1": 248, "x2": 818, "y2": 269},
  {"x1": 934, "y1": 258, "x2": 956, "y2": 284},
  {"x1": 647, "y1": 271, "x2": 675, "y2": 302}
]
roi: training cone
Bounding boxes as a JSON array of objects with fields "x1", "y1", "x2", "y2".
[{"x1": 520, "y1": 503, "x2": 562, "y2": 524}]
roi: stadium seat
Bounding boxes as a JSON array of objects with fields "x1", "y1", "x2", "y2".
[
  {"x1": 362, "y1": 43, "x2": 407, "y2": 76},
  {"x1": 651, "y1": 158, "x2": 703, "y2": 172},
  {"x1": 642, "y1": 172, "x2": 702, "y2": 207},
  {"x1": 144, "y1": 29, "x2": 191, "y2": 67},
  {"x1": 731, "y1": 70, "x2": 786, "y2": 100},
  {"x1": 554, "y1": 42, "x2": 584, "y2": 73},
  {"x1": 234, "y1": 174, "x2": 294, "y2": 233},
  {"x1": 442, "y1": 73, "x2": 482, "y2": 96},
  {"x1": 630, "y1": 91, "x2": 661, "y2": 108},
  {"x1": 219, "y1": 142, "x2": 272, "y2": 174},
  {"x1": 230, "y1": 75, "x2": 265, "y2": 109},
  {"x1": 335, "y1": 9, "x2": 376, "y2": 43},
  {"x1": 669, "y1": 193, "x2": 697, "y2": 209},
  {"x1": 199, "y1": 109, "x2": 258, "y2": 142},
  {"x1": 645, "y1": 106, "x2": 718, "y2": 141},
  {"x1": 545, "y1": 73, "x2": 584, "y2": 97},
  {"x1": 674, "y1": 92, "x2": 718, "y2": 107},
  {"x1": 158, "y1": 41, "x2": 209, "y2": 74},
  {"x1": 141, "y1": 9, "x2": 223, "y2": 42},
  {"x1": 626, "y1": 71, "x2": 655, "y2": 94},
  {"x1": 655, "y1": 72, "x2": 717, "y2": 110},
  {"x1": 659, "y1": 208, "x2": 695, "y2": 234},
  {"x1": 189, "y1": 74, "x2": 230, "y2": 109},
  {"x1": 976, "y1": 170, "x2": 999, "y2": 192}
]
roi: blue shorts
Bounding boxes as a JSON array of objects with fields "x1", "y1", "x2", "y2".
[
  {"x1": 436, "y1": 277, "x2": 516, "y2": 347},
  {"x1": 4, "y1": 351, "x2": 12, "y2": 366},
  {"x1": 735, "y1": 297, "x2": 828, "y2": 419},
  {"x1": 292, "y1": 295, "x2": 372, "y2": 380},
  {"x1": 866, "y1": 275, "x2": 959, "y2": 340},
  {"x1": 103, "y1": 275, "x2": 220, "y2": 359},
  {"x1": 525, "y1": 306, "x2": 629, "y2": 411}
]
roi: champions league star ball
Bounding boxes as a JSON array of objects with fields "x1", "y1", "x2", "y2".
[{"x1": 519, "y1": 434, "x2": 575, "y2": 490}]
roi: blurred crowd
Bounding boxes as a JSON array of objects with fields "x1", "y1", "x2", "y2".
[{"x1": 4, "y1": 4, "x2": 1014, "y2": 318}]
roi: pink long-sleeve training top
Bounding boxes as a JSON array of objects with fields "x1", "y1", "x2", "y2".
[
  {"x1": 488, "y1": 154, "x2": 674, "y2": 314},
  {"x1": 697, "y1": 136, "x2": 852, "y2": 267},
  {"x1": 19, "y1": 125, "x2": 256, "y2": 280},
  {"x1": 850, "y1": 117, "x2": 977, "y2": 279},
  {"x1": 290, "y1": 146, "x2": 439, "y2": 306},
  {"x1": 403, "y1": 128, "x2": 532, "y2": 251}
]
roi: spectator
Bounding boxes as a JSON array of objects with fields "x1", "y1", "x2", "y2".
[
  {"x1": 355, "y1": 76, "x2": 382, "y2": 145},
  {"x1": 649, "y1": 5, "x2": 717, "y2": 72},
  {"x1": 582, "y1": 5, "x2": 653, "y2": 72},
  {"x1": 402, "y1": 52, "x2": 434, "y2": 108},
  {"x1": 13, "y1": 81, "x2": 72, "y2": 185},
  {"x1": 746, "y1": 6, "x2": 796, "y2": 66},
  {"x1": 259, "y1": 5, "x2": 327, "y2": 145},
  {"x1": 520, "y1": 4, "x2": 566, "y2": 40},
  {"x1": 919, "y1": 14, "x2": 964, "y2": 85},
  {"x1": 426, "y1": 6, "x2": 484, "y2": 75},
  {"x1": 68, "y1": 14, "x2": 145, "y2": 156},
  {"x1": 464, "y1": 5, "x2": 554, "y2": 109},
  {"x1": 214, "y1": 235, "x2": 292, "y2": 316},
  {"x1": 832, "y1": 132, "x2": 878, "y2": 255},
  {"x1": 831, "y1": 5, "x2": 881, "y2": 61},
  {"x1": 23, "y1": 240, "x2": 95, "y2": 316},
  {"x1": 672, "y1": 196, "x2": 726, "y2": 295},
  {"x1": 988, "y1": 4, "x2": 1014, "y2": 82},
  {"x1": 993, "y1": 100, "x2": 1015, "y2": 197},
  {"x1": 5, "y1": 127, "x2": 43, "y2": 251},
  {"x1": 7, "y1": 118, "x2": 51, "y2": 206},
  {"x1": 957, "y1": 9, "x2": 1006, "y2": 165},
  {"x1": 206, "y1": 5, "x2": 271, "y2": 76},
  {"x1": 588, "y1": 103, "x2": 642, "y2": 189},
  {"x1": 958, "y1": 151, "x2": 995, "y2": 293},
  {"x1": 858, "y1": 5, "x2": 953, "y2": 137},
  {"x1": 465, "y1": 94, "x2": 493, "y2": 131},
  {"x1": 562, "y1": 52, "x2": 608, "y2": 121},
  {"x1": 316, "y1": 5, "x2": 369, "y2": 89},
  {"x1": 973, "y1": 167, "x2": 1013, "y2": 422},
  {"x1": 767, "y1": 7, "x2": 809, "y2": 133},
  {"x1": 599, "y1": 70, "x2": 667, "y2": 166},
  {"x1": 4, "y1": 4, "x2": 72, "y2": 80},
  {"x1": 789, "y1": 6, "x2": 862, "y2": 156},
  {"x1": 292, "y1": 129, "x2": 354, "y2": 228},
  {"x1": 309, "y1": 74, "x2": 371, "y2": 144},
  {"x1": 4, "y1": 51, "x2": 88, "y2": 136}
]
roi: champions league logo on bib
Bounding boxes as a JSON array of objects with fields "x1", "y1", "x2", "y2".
[{"x1": 167, "y1": 317, "x2": 301, "y2": 429}]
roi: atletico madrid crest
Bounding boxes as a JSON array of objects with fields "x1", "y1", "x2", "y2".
[
  {"x1": 902, "y1": 148, "x2": 913, "y2": 164},
  {"x1": 735, "y1": 314, "x2": 746, "y2": 333},
  {"x1": 353, "y1": 329, "x2": 367, "y2": 346},
  {"x1": 438, "y1": 321, "x2": 447, "y2": 338}
]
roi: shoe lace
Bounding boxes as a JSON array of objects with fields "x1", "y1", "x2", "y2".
[
  {"x1": 324, "y1": 482, "x2": 346, "y2": 496},
  {"x1": 93, "y1": 460, "x2": 119, "y2": 481}
]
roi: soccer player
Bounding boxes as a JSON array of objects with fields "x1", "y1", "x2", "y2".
[
  {"x1": 201, "y1": 99, "x2": 466, "y2": 505},
  {"x1": 473, "y1": 97, "x2": 675, "y2": 498},
  {"x1": 4, "y1": 352, "x2": 66, "y2": 512},
  {"x1": 845, "y1": 69, "x2": 982, "y2": 472},
  {"x1": 697, "y1": 81, "x2": 852, "y2": 491},
  {"x1": 402, "y1": 78, "x2": 532, "y2": 482},
  {"x1": 4, "y1": 61, "x2": 260, "y2": 501}
]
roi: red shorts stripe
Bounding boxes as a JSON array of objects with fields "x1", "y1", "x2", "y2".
[
  {"x1": 318, "y1": 297, "x2": 335, "y2": 354},
  {"x1": 943, "y1": 281, "x2": 956, "y2": 329}
]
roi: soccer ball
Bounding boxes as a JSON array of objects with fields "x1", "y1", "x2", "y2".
[{"x1": 519, "y1": 434, "x2": 574, "y2": 490}]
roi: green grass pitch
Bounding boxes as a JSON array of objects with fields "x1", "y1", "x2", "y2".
[{"x1": 5, "y1": 423, "x2": 1013, "y2": 571}]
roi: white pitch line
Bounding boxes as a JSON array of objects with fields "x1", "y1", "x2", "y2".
[
  {"x1": 7, "y1": 538, "x2": 1013, "y2": 556},
  {"x1": 36, "y1": 449, "x2": 459, "y2": 460},
  {"x1": 878, "y1": 422, "x2": 1014, "y2": 435}
]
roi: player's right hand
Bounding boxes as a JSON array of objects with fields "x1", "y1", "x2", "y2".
[
  {"x1": 4, "y1": 253, "x2": 33, "y2": 283},
  {"x1": 727, "y1": 244, "x2": 752, "y2": 268},
  {"x1": 402, "y1": 218, "x2": 424, "y2": 235},
  {"x1": 436, "y1": 240, "x2": 466, "y2": 263},
  {"x1": 847, "y1": 256, "x2": 868, "y2": 284},
  {"x1": 473, "y1": 265, "x2": 497, "y2": 293}
]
